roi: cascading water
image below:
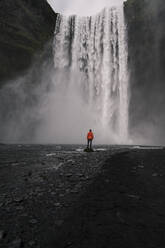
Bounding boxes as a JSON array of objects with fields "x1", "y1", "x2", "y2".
[{"x1": 46, "y1": 6, "x2": 129, "y2": 144}]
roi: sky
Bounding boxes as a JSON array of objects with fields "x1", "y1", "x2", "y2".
[{"x1": 47, "y1": 0, "x2": 124, "y2": 16}]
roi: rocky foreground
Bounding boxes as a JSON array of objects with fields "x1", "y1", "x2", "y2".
[{"x1": 0, "y1": 145, "x2": 165, "y2": 248}]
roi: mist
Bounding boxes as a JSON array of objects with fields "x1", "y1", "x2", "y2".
[
  {"x1": 35, "y1": 70, "x2": 104, "y2": 144},
  {"x1": 0, "y1": 62, "x2": 121, "y2": 144},
  {"x1": 1, "y1": 0, "x2": 165, "y2": 145},
  {"x1": 0, "y1": 57, "x2": 53, "y2": 143},
  {"x1": 35, "y1": 70, "x2": 124, "y2": 145},
  {"x1": 0, "y1": 6, "x2": 130, "y2": 145}
]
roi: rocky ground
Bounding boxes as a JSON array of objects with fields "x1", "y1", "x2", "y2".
[{"x1": 0, "y1": 145, "x2": 165, "y2": 248}]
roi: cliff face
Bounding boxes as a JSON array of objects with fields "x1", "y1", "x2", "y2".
[
  {"x1": 125, "y1": 0, "x2": 165, "y2": 143},
  {"x1": 0, "y1": 0, "x2": 57, "y2": 83}
]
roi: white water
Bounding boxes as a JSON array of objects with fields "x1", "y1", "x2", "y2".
[{"x1": 48, "y1": 7, "x2": 129, "y2": 144}]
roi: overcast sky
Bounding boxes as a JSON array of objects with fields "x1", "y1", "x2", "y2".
[{"x1": 47, "y1": 0, "x2": 124, "y2": 16}]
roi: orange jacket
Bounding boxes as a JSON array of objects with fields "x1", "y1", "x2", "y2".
[{"x1": 87, "y1": 131, "x2": 94, "y2": 140}]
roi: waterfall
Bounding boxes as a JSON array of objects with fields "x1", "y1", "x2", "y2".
[{"x1": 52, "y1": 6, "x2": 129, "y2": 144}]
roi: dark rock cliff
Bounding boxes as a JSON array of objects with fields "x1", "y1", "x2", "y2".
[
  {"x1": 125, "y1": 0, "x2": 165, "y2": 143},
  {"x1": 0, "y1": 0, "x2": 57, "y2": 83}
]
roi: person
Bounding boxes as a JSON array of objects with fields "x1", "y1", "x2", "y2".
[{"x1": 87, "y1": 129, "x2": 94, "y2": 150}]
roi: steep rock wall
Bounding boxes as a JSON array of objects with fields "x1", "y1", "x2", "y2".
[
  {"x1": 125, "y1": 0, "x2": 165, "y2": 143},
  {"x1": 0, "y1": 0, "x2": 57, "y2": 83}
]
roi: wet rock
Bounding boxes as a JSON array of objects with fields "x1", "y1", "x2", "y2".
[{"x1": 84, "y1": 148, "x2": 94, "y2": 152}]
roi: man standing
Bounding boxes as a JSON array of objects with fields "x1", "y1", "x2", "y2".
[{"x1": 87, "y1": 129, "x2": 94, "y2": 150}]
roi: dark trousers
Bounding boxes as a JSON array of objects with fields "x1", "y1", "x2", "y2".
[{"x1": 87, "y1": 139, "x2": 93, "y2": 149}]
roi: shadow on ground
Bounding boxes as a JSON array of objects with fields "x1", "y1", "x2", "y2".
[{"x1": 50, "y1": 150, "x2": 165, "y2": 248}]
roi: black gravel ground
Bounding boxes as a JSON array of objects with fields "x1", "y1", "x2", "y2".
[{"x1": 0, "y1": 145, "x2": 165, "y2": 248}]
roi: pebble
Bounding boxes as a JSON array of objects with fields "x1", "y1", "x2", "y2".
[
  {"x1": 67, "y1": 160, "x2": 75, "y2": 164},
  {"x1": 14, "y1": 197, "x2": 23, "y2": 203},
  {"x1": 54, "y1": 203, "x2": 61, "y2": 207},
  {"x1": 138, "y1": 165, "x2": 144, "y2": 168},
  {"x1": 11, "y1": 163, "x2": 19, "y2": 166},
  {"x1": 77, "y1": 174, "x2": 84, "y2": 177},
  {"x1": 66, "y1": 174, "x2": 72, "y2": 177},
  {"x1": 70, "y1": 189, "x2": 79, "y2": 193},
  {"x1": 152, "y1": 173, "x2": 158, "y2": 177},
  {"x1": 29, "y1": 219, "x2": 38, "y2": 224},
  {"x1": 128, "y1": 194, "x2": 140, "y2": 200}
]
